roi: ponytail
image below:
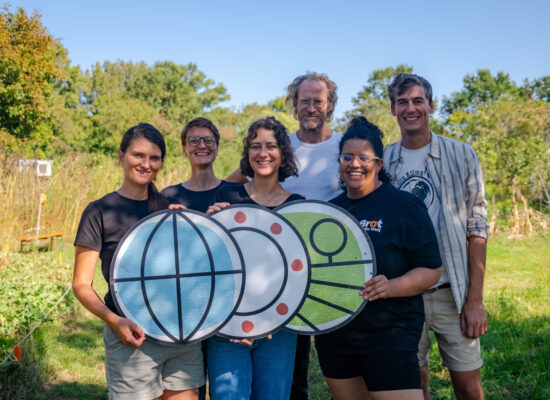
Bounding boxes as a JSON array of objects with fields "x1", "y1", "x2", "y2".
[{"x1": 147, "y1": 182, "x2": 169, "y2": 213}]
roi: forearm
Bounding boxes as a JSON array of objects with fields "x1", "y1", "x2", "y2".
[
  {"x1": 466, "y1": 235, "x2": 487, "y2": 302},
  {"x1": 72, "y1": 283, "x2": 121, "y2": 327},
  {"x1": 460, "y1": 235, "x2": 488, "y2": 337},
  {"x1": 361, "y1": 267, "x2": 441, "y2": 301},
  {"x1": 72, "y1": 246, "x2": 121, "y2": 328},
  {"x1": 390, "y1": 267, "x2": 441, "y2": 297}
]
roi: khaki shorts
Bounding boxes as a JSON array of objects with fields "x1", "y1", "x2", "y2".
[
  {"x1": 417, "y1": 287, "x2": 483, "y2": 372},
  {"x1": 103, "y1": 324, "x2": 205, "y2": 400}
]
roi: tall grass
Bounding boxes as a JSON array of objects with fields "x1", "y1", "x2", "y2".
[{"x1": 0, "y1": 146, "x2": 242, "y2": 251}]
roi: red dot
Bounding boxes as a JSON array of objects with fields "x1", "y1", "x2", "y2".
[
  {"x1": 234, "y1": 212, "x2": 246, "y2": 224},
  {"x1": 242, "y1": 320, "x2": 254, "y2": 333},
  {"x1": 276, "y1": 303, "x2": 288, "y2": 315},
  {"x1": 270, "y1": 223, "x2": 282, "y2": 234},
  {"x1": 291, "y1": 259, "x2": 303, "y2": 271}
]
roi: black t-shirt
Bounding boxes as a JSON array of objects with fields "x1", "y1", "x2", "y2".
[
  {"x1": 161, "y1": 180, "x2": 240, "y2": 213},
  {"x1": 315, "y1": 183, "x2": 442, "y2": 354},
  {"x1": 74, "y1": 192, "x2": 152, "y2": 314},
  {"x1": 214, "y1": 184, "x2": 305, "y2": 209}
]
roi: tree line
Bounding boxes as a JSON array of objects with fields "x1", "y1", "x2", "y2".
[{"x1": 1, "y1": 7, "x2": 549, "y2": 217}]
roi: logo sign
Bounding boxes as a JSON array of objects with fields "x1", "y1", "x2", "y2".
[{"x1": 111, "y1": 201, "x2": 376, "y2": 344}]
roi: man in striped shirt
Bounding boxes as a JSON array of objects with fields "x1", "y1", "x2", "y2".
[{"x1": 384, "y1": 74, "x2": 489, "y2": 400}]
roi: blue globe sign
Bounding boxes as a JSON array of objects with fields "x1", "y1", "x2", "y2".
[{"x1": 110, "y1": 202, "x2": 376, "y2": 345}]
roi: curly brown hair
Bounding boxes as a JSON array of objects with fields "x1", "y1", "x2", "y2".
[{"x1": 240, "y1": 117, "x2": 299, "y2": 182}]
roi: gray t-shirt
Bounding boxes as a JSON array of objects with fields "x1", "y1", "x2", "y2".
[{"x1": 393, "y1": 144, "x2": 448, "y2": 286}]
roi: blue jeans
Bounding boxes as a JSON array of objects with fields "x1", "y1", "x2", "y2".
[{"x1": 207, "y1": 331, "x2": 297, "y2": 400}]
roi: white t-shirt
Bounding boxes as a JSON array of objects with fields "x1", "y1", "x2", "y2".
[
  {"x1": 394, "y1": 144, "x2": 448, "y2": 286},
  {"x1": 281, "y1": 132, "x2": 343, "y2": 201}
]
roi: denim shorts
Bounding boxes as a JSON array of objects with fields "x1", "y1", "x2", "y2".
[
  {"x1": 207, "y1": 331, "x2": 297, "y2": 400},
  {"x1": 103, "y1": 324, "x2": 205, "y2": 400}
]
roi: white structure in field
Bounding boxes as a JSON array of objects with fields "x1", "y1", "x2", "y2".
[{"x1": 18, "y1": 160, "x2": 54, "y2": 177}]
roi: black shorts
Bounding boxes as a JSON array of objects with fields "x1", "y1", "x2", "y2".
[{"x1": 316, "y1": 349, "x2": 421, "y2": 392}]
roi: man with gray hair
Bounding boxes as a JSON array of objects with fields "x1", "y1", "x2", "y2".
[
  {"x1": 227, "y1": 72, "x2": 343, "y2": 399},
  {"x1": 384, "y1": 73, "x2": 489, "y2": 400}
]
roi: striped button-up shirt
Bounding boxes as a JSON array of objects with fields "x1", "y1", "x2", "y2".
[{"x1": 383, "y1": 132, "x2": 489, "y2": 312}]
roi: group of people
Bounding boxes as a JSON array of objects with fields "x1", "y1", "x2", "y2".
[{"x1": 72, "y1": 72, "x2": 489, "y2": 400}]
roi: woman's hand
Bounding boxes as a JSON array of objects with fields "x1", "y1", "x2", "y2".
[
  {"x1": 360, "y1": 275, "x2": 393, "y2": 301},
  {"x1": 229, "y1": 334, "x2": 272, "y2": 346},
  {"x1": 206, "y1": 202, "x2": 230, "y2": 214},
  {"x1": 111, "y1": 316, "x2": 146, "y2": 348},
  {"x1": 360, "y1": 267, "x2": 442, "y2": 301},
  {"x1": 230, "y1": 338, "x2": 255, "y2": 346},
  {"x1": 73, "y1": 246, "x2": 146, "y2": 348},
  {"x1": 168, "y1": 203, "x2": 187, "y2": 210}
]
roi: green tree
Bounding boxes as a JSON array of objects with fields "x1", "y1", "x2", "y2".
[
  {"x1": 441, "y1": 70, "x2": 519, "y2": 117},
  {"x1": 129, "y1": 61, "x2": 229, "y2": 124},
  {"x1": 0, "y1": 6, "x2": 68, "y2": 149},
  {"x1": 521, "y1": 76, "x2": 550, "y2": 102},
  {"x1": 346, "y1": 65, "x2": 414, "y2": 144},
  {"x1": 447, "y1": 97, "x2": 550, "y2": 205}
]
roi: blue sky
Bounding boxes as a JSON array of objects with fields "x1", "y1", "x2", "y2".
[{"x1": 10, "y1": 0, "x2": 550, "y2": 118}]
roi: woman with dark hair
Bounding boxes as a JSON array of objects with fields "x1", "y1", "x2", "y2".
[
  {"x1": 162, "y1": 117, "x2": 238, "y2": 213},
  {"x1": 72, "y1": 123, "x2": 204, "y2": 400},
  {"x1": 206, "y1": 116, "x2": 304, "y2": 400},
  {"x1": 314, "y1": 116, "x2": 442, "y2": 400}
]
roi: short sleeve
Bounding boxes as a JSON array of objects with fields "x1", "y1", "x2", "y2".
[
  {"x1": 403, "y1": 195, "x2": 442, "y2": 270},
  {"x1": 213, "y1": 185, "x2": 230, "y2": 204},
  {"x1": 160, "y1": 185, "x2": 178, "y2": 203},
  {"x1": 74, "y1": 203, "x2": 103, "y2": 252}
]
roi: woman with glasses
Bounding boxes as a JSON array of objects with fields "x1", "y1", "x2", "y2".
[
  {"x1": 206, "y1": 116, "x2": 304, "y2": 400},
  {"x1": 314, "y1": 116, "x2": 442, "y2": 400},
  {"x1": 162, "y1": 117, "x2": 238, "y2": 213},
  {"x1": 162, "y1": 117, "x2": 239, "y2": 400}
]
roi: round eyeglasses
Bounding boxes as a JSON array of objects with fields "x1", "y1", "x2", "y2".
[
  {"x1": 338, "y1": 154, "x2": 381, "y2": 165},
  {"x1": 186, "y1": 136, "x2": 217, "y2": 147}
]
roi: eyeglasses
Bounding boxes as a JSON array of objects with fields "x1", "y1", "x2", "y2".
[
  {"x1": 338, "y1": 154, "x2": 381, "y2": 164},
  {"x1": 186, "y1": 136, "x2": 217, "y2": 147},
  {"x1": 298, "y1": 99, "x2": 328, "y2": 109}
]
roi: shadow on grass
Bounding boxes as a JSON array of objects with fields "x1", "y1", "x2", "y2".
[
  {"x1": 58, "y1": 318, "x2": 104, "y2": 350},
  {"x1": 1, "y1": 362, "x2": 107, "y2": 400},
  {"x1": 1, "y1": 313, "x2": 107, "y2": 400}
]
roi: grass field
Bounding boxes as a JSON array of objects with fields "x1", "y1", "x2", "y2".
[{"x1": 1, "y1": 235, "x2": 549, "y2": 399}]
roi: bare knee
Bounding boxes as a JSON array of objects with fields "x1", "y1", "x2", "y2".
[
  {"x1": 450, "y1": 369, "x2": 483, "y2": 400},
  {"x1": 456, "y1": 380, "x2": 483, "y2": 400}
]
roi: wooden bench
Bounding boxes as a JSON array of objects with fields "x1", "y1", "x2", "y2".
[{"x1": 18, "y1": 232, "x2": 64, "y2": 252}]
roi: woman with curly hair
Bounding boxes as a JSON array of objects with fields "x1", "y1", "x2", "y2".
[{"x1": 206, "y1": 116, "x2": 303, "y2": 400}]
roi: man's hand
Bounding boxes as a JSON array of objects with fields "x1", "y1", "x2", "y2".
[{"x1": 460, "y1": 299, "x2": 487, "y2": 338}]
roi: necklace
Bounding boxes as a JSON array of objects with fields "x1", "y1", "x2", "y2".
[{"x1": 246, "y1": 182, "x2": 286, "y2": 207}]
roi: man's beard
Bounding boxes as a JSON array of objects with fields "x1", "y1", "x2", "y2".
[{"x1": 300, "y1": 113, "x2": 326, "y2": 132}]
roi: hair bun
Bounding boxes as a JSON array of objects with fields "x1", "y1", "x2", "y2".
[{"x1": 348, "y1": 116, "x2": 384, "y2": 138}]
